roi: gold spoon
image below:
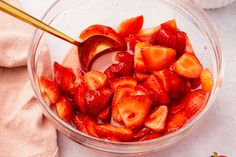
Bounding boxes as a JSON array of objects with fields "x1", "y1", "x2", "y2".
[{"x1": 0, "y1": 0, "x2": 124, "y2": 71}]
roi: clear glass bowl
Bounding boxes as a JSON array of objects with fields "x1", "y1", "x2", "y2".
[{"x1": 28, "y1": 0, "x2": 223, "y2": 154}]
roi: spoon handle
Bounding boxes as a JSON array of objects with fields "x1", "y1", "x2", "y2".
[{"x1": 0, "y1": 0, "x2": 78, "y2": 45}]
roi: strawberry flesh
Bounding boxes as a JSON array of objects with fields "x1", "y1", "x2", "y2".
[
  {"x1": 55, "y1": 96, "x2": 74, "y2": 122},
  {"x1": 111, "y1": 77, "x2": 137, "y2": 90}
]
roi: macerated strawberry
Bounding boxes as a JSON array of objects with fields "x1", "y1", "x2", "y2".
[
  {"x1": 111, "y1": 77, "x2": 137, "y2": 90},
  {"x1": 97, "y1": 106, "x2": 111, "y2": 122},
  {"x1": 73, "y1": 83, "x2": 86, "y2": 114},
  {"x1": 117, "y1": 15, "x2": 144, "y2": 37},
  {"x1": 175, "y1": 31, "x2": 187, "y2": 56},
  {"x1": 145, "y1": 105, "x2": 168, "y2": 132},
  {"x1": 184, "y1": 89, "x2": 207, "y2": 119},
  {"x1": 173, "y1": 53, "x2": 203, "y2": 78},
  {"x1": 160, "y1": 19, "x2": 177, "y2": 34},
  {"x1": 189, "y1": 78, "x2": 201, "y2": 89},
  {"x1": 95, "y1": 124, "x2": 133, "y2": 141},
  {"x1": 39, "y1": 76, "x2": 60, "y2": 104},
  {"x1": 140, "y1": 133, "x2": 162, "y2": 141},
  {"x1": 117, "y1": 95, "x2": 151, "y2": 129},
  {"x1": 72, "y1": 114, "x2": 98, "y2": 137},
  {"x1": 54, "y1": 62, "x2": 76, "y2": 93},
  {"x1": 55, "y1": 96, "x2": 74, "y2": 122},
  {"x1": 85, "y1": 87, "x2": 113, "y2": 117},
  {"x1": 200, "y1": 68, "x2": 213, "y2": 92},
  {"x1": 104, "y1": 64, "x2": 119, "y2": 83},
  {"x1": 141, "y1": 46, "x2": 176, "y2": 72},
  {"x1": 156, "y1": 28, "x2": 176, "y2": 49},
  {"x1": 154, "y1": 69, "x2": 172, "y2": 93},
  {"x1": 84, "y1": 70, "x2": 107, "y2": 90},
  {"x1": 134, "y1": 26, "x2": 160, "y2": 44},
  {"x1": 115, "y1": 52, "x2": 134, "y2": 63},
  {"x1": 133, "y1": 127, "x2": 151, "y2": 141},
  {"x1": 135, "y1": 72, "x2": 149, "y2": 81},
  {"x1": 165, "y1": 111, "x2": 188, "y2": 133},
  {"x1": 125, "y1": 34, "x2": 138, "y2": 52},
  {"x1": 169, "y1": 100, "x2": 186, "y2": 115}
]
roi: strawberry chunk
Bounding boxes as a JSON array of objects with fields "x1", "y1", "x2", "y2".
[
  {"x1": 111, "y1": 77, "x2": 137, "y2": 90},
  {"x1": 175, "y1": 31, "x2": 187, "y2": 56},
  {"x1": 117, "y1": 95, "x2": 151, "y2": 129},
  {"x1": 117, "y1": 15, "x2": 144, "y2": 37},
  {"x1": 154, "y1": 69, "x2": 172, "y2": 93},
  {"x1": 84, "y1": 70, "x2": 107, "y2": 90},
  {"x1": 55, "y1": 96, "x2": 74, "y2": 122},
  {"x1": 166, "y1": 111, "x2": 188, "y2": 133},
  {"x1": 173, "y1": 53, "x2": 203, "y2": 78},
  {"x1": 95, "y1": 124, "x2": 133, "y2": 141},
  {"x1": 97, "y1": 106, "x2": 111, "y2": 122},
  {"x1": 39, "y1": 76, "x2": 60, "y2": 104},
  {"x1": 169, "y1": 100, "x2": 186, "y2": 115},
  {"x1": 140, "y1": 133, "x2": 162, "y2": 141},
  {"x1": 135, "y1": 72, "x2": 149, "y2": 81},
  {"x1": 134, "y1": 26, "x2": 160, "y2": 44},
  {"x1": 72, "y1": 114, "x2": 98, "y2": 137},
  {"x1": 124, "y1": 34, "x2": 138, "y2": 52},
  {"x1": 73, "y1": 83, "x2": 86, "y2": 114},
  {"x1": 115, "y1": 52, "x2": 134, "y2": 63},
  {"x1": 134, "y1": 42, "x2": 151, "y2": 72},
  {"x1": 144, "y1": 105, "x2": 168, "y2": 132},
  {"x1": 156, "y1": 28, "x2": 177, "y2": 49},
  {"x1": 200, "y1": 68, "x2": 213, "y2": 92},
  {"x1": 160, "y1": 19, "x2": 177, "y2": 34},
  {"x1": 141, "y1": 46, "x2": 176, "y2": 72}
]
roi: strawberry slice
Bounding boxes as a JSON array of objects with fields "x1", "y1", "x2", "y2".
[
  {"x1": 54, "y1": 62, "x2": 76, "y2": 93},
  {"x1": 141, "y1": 46, "x2": 176, "y2": 72},
  {"x1": 84, "y1": 70, "x2": 107, "y2": 90},
  {"x1": 124, "y1": 34, "x2": 138, "y2": 52},
  {"x1": 55, "y1": 96, "x2": 74, "y2": 122},
  {"x1": 165, "y1": 111, "x2": 188, "y2": 133},
  {"x1": 140, "y1": 133, "x2": 162, "y2": 141},
  {"x1": 117, "y1": 15, "x2": 144, "y2": 37},
  {"x1": 154, "y1": 69, "x2": 172, "y2": 93},
  {"x1": 72, "y1": 114, "x2": 98, "y2": 137},
  {"x1": 200, "y1": 68, "x2": 213, "y2": 92},
  {"x1": 97, "y1": 106, "x2": 111, "y2": 122},
  {"x1": 160, "y1": 19, "x2": 177, "y2": 34},
  {"x1": 144, "y1": 105, "x2": 168, "y2": 132},
  {"x1": 135, "y1": 72, "x2": 149, "y2": 81},
  {"x1": 111, "y1": 77, "x2": 137, "y2": 90},
  {"x1": 184, "y1": 89, "x2": 207, "y2": 119},
  {"x1": 85, "y1": 87, "x2": 113, "y2": 117},
  {"x1": 134, "y1": 42, "x2": 151, "y2": 72},
  {"x1": 173, "y1": 53, "x2": 203, "y2": 78},
  {"x1": 79, "y1": 24, "x2": 124, "y2": 45},
  {"x1": 117, "y1": 95, "x2": 151, "y2": 129},
  {"x1": 115, "y1": 52, "x2": 134, "y2": 63},
  {"x1": 175, "y1": 31, "x2": 187, "y2": 56},
  {"x1": 169, "y1": 100, "x2": 186, "y2": 115},
  {"x1": 156, "y1": 28, "x2": 177, "y2": 49},
  {"x1": 134, "y1": 26, "x2": 160, "y2": 44},
  {"x1": 95, "y1": 124, "x2": 133, "y2": 141},
  {"x1": 39, "y1": 76, "x2": 60, "y2": 104},
  {"x1": 73, "y1": 83, "x2": 86, "y2": 114}
]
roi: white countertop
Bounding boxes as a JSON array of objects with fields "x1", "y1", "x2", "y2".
[{"x1": 19, "y1": 0, "x2": 236, "y2": 156}]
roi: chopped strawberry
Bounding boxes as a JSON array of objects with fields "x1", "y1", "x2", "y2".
[
  {"x1": 134, "y1": 26, "x2": 160, "y2": 44},
  {"x1": 117, "y1": 95, "x2": 151, "y2": 129},
  {"x1": 84, "y1": 70, "x2": 107, "y2": 90},
  {"x1": 73, "y1": 83, "x2": 86, "y2": 114},
  {"x1": 184, "y1": 89, "x2": 207, "y2": 119},
  {"x1": 145, "y1": 105, "x2": 168, "y2": 132},
  {"x1": 97, "y1": 106, "x2": 111, "y2": 122},
  {"x1": 72, "y1": 114, "x2": 98, "y2": 137},
  {"x1": 135, "y1": 72, "x2": 149, "y2": 81},
  {"x1": 95, "y1": 124, "x2": 133, "y2": 141},
  {"x1": 140, "y1": 133, "x2": 162, "y2": 141},
  {"x1": 85, "y1": 87, "x2": 113, "y2": 117},
  {"x1": 184, "y1": 35, "x2": 195, "y2": 54},
  {"x1": 111, "y1": 77, "x2": 137, "y2": 90},
  {"x1": 200, "y1": 68, "x2": 213, "y2": 92},
  {"x1": 115, "y1": 52, "x2": 134, "y2": 63},
  {"x1": 117, "y1": 15, "x2": 144, "y2": 37},
  {"x1": 54, "y1": 62, "x2": 76, "y2": 93},
  {"x1": 133, "y1": 127, "x2": 151, "y2": 141},
  {"x1": 154, "y1": 69, "x2": 172, "y2": 93},
  {"x1": 189, "y1": 78, "x2": 201, "y2": 89},
  {"x1": 124, "y1": 34, "x2": 138, "y2": 52},
  {"x1": 156, "y1": 28, "x2": 176, "y2": 49},
  {"x1": 160, "y1": 19, "x2": 177, "y2": 34},
  {"x1": 104, "y1": 64, "x2": 119, "y2": 83},
  {"x1": 173, "y1": 53, "x2": 203, "y2": 78},
  {"x1": 175, "y1": 31, "x2": 187, "y2": 56},
  {"x1": 165, "y1": 111, "x2": 188, "y2": 133},
  {"x1": 141, "y1": 46, "x2": 176, "y2": 72},
  {"x1": 169, "y1": 100, "x2": 186, "y2": 115},
  {"x1": 55, "y1": 96, "x2": 74, "y2": 122},
  {"x1": 39, "y1": 76, "x2": 60, "y2": 104},
  {"x1": 134, "y1": 42, "x2": 151, "y2": 72}
]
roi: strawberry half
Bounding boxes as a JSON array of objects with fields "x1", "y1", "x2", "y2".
[
  {"x1": 84, "y1": 70, "x2": 107, "y2": 90},
  {"x1": 156, "y1": 28, "x2": 176, "y2": 49},
  {"x1": 175, "y1": 31, "x2": 187, "y2": 56},
  {"x1": 117, "y1": 95, "x2": 151, "y2": 129},
  {"x1": 165, "y1": 111, "x2": 188, "y2": 133},
  {"x1": 111, "y1": 77, "x2": 137, "y2": 90},
  {"x1": 200, "y1": 68, "x2": 213, "y2": 92},
  {"x1": 39, "y1": 76, "x2": 60, "y2": 104},
  {"x1": 55, "y1": 96, "x2": 74, "y2": 122},
  {"x1": 97, "y1": 106, "x2": 111, "y2": 122},
  {"x1": 141, "y1": 46, "x2": 176, "y2": 72},
  {"x1": 144, "y1": 105, "x2": 168, "y2": 132},
  {"x1": 73, "y1": 83, "x2": 86, "y2": 114},
  {"x1": 173, "y1": 53, "x2": 203, "y2": 78},
  {"x1": 154, "y1": 69, "x2": 172, "y2": 93},
  {"x1": 160, "y1": 19, "x2": 177, "y2": 34},
  {"x1": 134, "y1": 26, "x2": 160, "y2": 44},
  {"x1": 117, "y1": 15, "x2": 144, "y2": 37}
]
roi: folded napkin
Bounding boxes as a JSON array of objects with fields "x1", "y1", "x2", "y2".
[{"x1": 0, "y1": 0, "x2": 58, "y2": 157}]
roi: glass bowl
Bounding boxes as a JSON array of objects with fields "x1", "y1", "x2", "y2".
[{"x1": 27, "y1": 0, "x2": 223, "y2": 154}]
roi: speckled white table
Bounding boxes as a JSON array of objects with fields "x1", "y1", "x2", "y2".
[{"x1": 19, "y1": 0, "x2": 236, "y2": 156}]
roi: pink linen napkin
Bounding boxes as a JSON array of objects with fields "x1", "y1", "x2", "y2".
[{"x1": 0, "y1": 0, "x2": 58, "y2": 156}]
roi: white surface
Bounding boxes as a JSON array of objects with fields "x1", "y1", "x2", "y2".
[{"x1": 19, "y1": 0, "x2": 236, "y2": 156}]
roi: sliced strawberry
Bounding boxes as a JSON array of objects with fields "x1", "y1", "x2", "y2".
[
  {"x1": 133, "y1": 127, "x2": 151, "y2": 141},
  {"x1": 54, "y1": 62, "x2": 76, "y2": 93},
  {"x1": 145, "y1": 105, "x2": 168, "y2": 132},
  {"x1": 156, "y1": 28, "x2": 176, "y2": 49},
  {"x1": 111, "y1": 77, "x2": 137, "y2": 90},
  {"x1": 97, "y1": 106, "x2": 111, "y2": 122},
  {"x1": 165, "y1": 111, "x2": 188, "y2": 133},
  {"x1": 189, "y1": 78, "x2": 201, "y2": 89},
  {"x1": 104, "y1": 64, "x2": 119, "y2": 83},
  {"x1": 115, "y1": 52, "x2": 134, "y2": 63},
  {"x1": 140, "y1": 133, "x2": 162, "y2": 141},
  {"x1": 72, "y1": 114, "x2": 98, "y2": 137},
  {"x1": 84, "y1": 70, "x2": 107, "y2": 90},
  {"x1": 55, "y1": 96, "x2": 74, "y2": 122},
  {"x1": 175, "y1": 31, "x2": 187, "y2": 56},
  {"x1": 184, "y1": 89, "x2": 207, "y2": 119},
  {"x1": 95, "y1": 124, "x2": 133, "y2": 141},
  {"x1": 73, "y1": 83, "x2": 86, "y2": 114},
  {"x1": 154, "y1": 69, "x2": 172, "y2": 93},
  {"x1": 117, "y1": 95, "x2": 151, "y2": 129},
  {"x1": 39, "y1": 76, "x2": 60, "y2": 104},
  {"x1": 169, "y1": 100, "x2": 186, "y2": 115},
  {"x1": 173, "y1": 53, "x2": 203, "y2": 78},
  {"x1": 134, "y1": 42, "x2": 151, "y2": 73},
  {"x1": 160, "y1": 19, "x2": 177, "y2": 34},
  {"x1": 117, "y1": 15, "x2": 144, "y2": 37},
  {"x1": 200, "y1": 68, "x2": 213, "y2": 92},
  {"x1": 135, "y1": 72, "x2": 149, "y2": 81},
  {"x1": 79, "y1": 24, "x2": 124, "y2": 45},
  {"x1": 141, "y1": 46, "x2": 176, "y2": 72},
  {"x1": 134, "y1": 26, "x2": 160, "y2": 44},
  {"x1": 124, "y1": 34, "x2": 138, "y2": 52}
]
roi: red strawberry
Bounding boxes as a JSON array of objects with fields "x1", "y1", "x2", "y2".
[
  {"x1": 117, "y1": 95, "x2": 151, "y2": 129},
  {"x1": 74, "y1": 83, "x2": 86, "y2": 114},
  {"x1": 189, "y1": 78, "x2": 201, "y2": 89},
  {"x1": 115, "y1": 52, "x2": 134, "y2": 63},
  {"x1": 72, "y1": 114, "x2": 98, "y2": 137},
  {"x1": 165, "y1": 111, "x2": 188, "y2": 133},
  {"x1": 175, "y1": 31, "x2": 187, "y2": 56},
  {"x1": 133, "y1": 127, "x2": 151, "y2": 141},
  {"x1": 144, "y1": 105, "x2": 168, "y2": 132},
  {"x1": 54, "y1": 62, "x2": 76, "y2": 93},
  {"x1": 156, "y1": 28, "x2": 177, "y2": 49},
  {"x1": 141, "y1": 46, "x2": 176, "y2": 72},
  {"x1": 134, "y1": 26, "x2": 160, "y2": 44},
  {"x1": 124, "y1": 34, "x2": 138, "y2": 52},
  {"x1": 154, "y1": 69, "x2": 172, "y2": 93},
  {"x1": 39, "y1": 76, "x2": 60, "y2": 104},
  {"x1": 117, "y1": 15, "x2": 144, "y2": 37},
  {"x1": 84, "y1": 70, "x2": 107, "y2": 90},
  {"x1": 135, "y1": 72, "x2": 149, "y2": 81},
  {"x1": 104, "y1": 64, "x2": 119, "y2": 83},
  {"x1": 160, "y1": 19, "x2": 177, "y2": 34},
  {"x1": 111, "y1": 77, "x2": 137, "y2": 90},
  {"x1": 95, "y1": 124, "x2": 133, "y2": 141},
  {"x1": 97, "y1": 106, "x2": 111, "y2": 122},
  {"x1": 55, "y1": 96, "x2": 74, "y2": 122},
  {"x1": 173, "y1": 53, "x2": 203, "y2": 78},
  {"x1": 140, "y1": 133, "x2": 162, "y2": 141},
  {"x1": 200, "y1": 68, "x2": 213, "y2": 92},
  {"x1": 169, "y1": 100, "x2": 186, "y2": 115},
  {"x1": 184, "y1": 89, "x2": 207, "y2": 119},
  {"x1": 85, "y1": 87, "x2": 113, "y2": 117}
]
